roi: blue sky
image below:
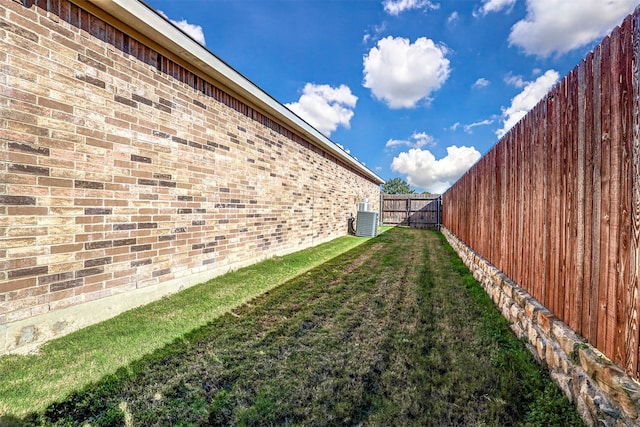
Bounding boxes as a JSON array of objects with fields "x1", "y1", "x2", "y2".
[{"x1": 146, "y1": 0, "x2": 637, "y2": 193}]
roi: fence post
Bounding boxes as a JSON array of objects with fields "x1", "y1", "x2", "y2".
[
  {"x1": 406, "y1": 197, "x2": 410, "y2": 227},
  {"x1": 437, "y1": 196, "x2": 442, "y2": 231},
  {"x1": 629, "y1": 7, "x2": 640, "y2": 378}
]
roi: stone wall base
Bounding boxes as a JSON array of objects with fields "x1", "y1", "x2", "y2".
[{"x1": 442, "y1": 227, "x2": 640, "y2": 427}]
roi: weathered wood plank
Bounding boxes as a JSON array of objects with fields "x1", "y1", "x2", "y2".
[
  {"x1": 589, "y1": 42, "x2": 603, "y2": 346},
  {"x1": 614, "y1": 12, "x2": 633, "y2": 369},
  {"x1": 576, "y1": 56, "x2": 587, "y2": 337},
  {"x1": 508, "y1": 131, "x2": 517, "y2": 282},
  {"x1": 522, "y1": 113, "x2": 533, "y2": 294},
  {"x1": 541, "y1": 98, "x2": 550, "y2": 307},
  {"x1": 557, "y1": 81, "x2": 567, "y2": 318},
  {"x1": 599, "y1": 34, "x2": 613, "y2": 356},
  {"x1": 608, "y1": 25, "x2": 623, "y2": 365},
  {"x1": 532, "y1": 103, "x2": 545, "y2": 302},
  {"x1": 628, "y1": 9, "x2": 640, "y2": 378},
  {"x1": 551, "y1": 86, "x2": 562, "y2": 315},
  {"x1": 618, "y1": 13, "x2": 633, "y2": 372},
  {"x1": 518, "y1": 116, "x2": 526, "y2": 290},
  {"x1": 566, "y1": 68, "x2": 579, "y2": 331},
  {"x1": 583, "y1": 50, "x2": 596, "y2": 340}
]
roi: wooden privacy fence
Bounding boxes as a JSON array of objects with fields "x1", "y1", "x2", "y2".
[
  {"x1": 443, "y1": 8, "x2": 640, "y2": 380},
  {"x1": 381, "y1": 194, "x2": 442, "y2": 229}
]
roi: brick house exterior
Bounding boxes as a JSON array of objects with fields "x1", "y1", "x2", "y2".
[{"x1": 0, "y1": 0, "x2": 383, "y2": 353}]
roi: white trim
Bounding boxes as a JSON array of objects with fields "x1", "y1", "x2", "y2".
[{"x1": 85, "y1": 0, "x2": 384, "y2": 184}]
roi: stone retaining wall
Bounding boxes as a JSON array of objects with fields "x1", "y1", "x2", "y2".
[{"x1": 442, "y1": 227, "x2": 640, "y2": 427}]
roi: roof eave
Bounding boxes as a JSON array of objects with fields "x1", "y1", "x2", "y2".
[{"x1": 85, "y1": 0, "x2": 385, "y2": 185}]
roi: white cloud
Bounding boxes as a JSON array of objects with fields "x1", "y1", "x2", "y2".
[
  {"x1": 476, "y1": 0, "x2": 517, "y2": 16},
  {"x1": 473, "y1": 77, "x2": 490, "y2": 88},
  {"x1": 509, "y1": 0, "x2": 636, "y2": 56},
  {"x1": 363, "y1": 22, "x2": 387, "y2": 44},
  {"x1": 391, "y1": 146, "x2": 481, "y2": 193},
  {"x1": 158, "y1": 11, "x2": 206, "y2": 45},
  {"x1": 385, "y1": 139, "x2": 407, "y2": 148},
  {"x1": 450, "y1": 119, "x2": 494, "y2": 133},
  {"x1": 363, "y1": 36, "x2": 450, "y2": 109},
  {"x1": 447, "y1": 11, "x2": 459, "y2": 23},
  {"x1": 386, "y1": 131, "x2": 435, "y2": 149},
  {"x1": 480, "y1": 0, "x2": 516, "y2": 15},
  {"x1": 383, "y1": 0, "x2": 439, "y2": 16},
  {"x1": 285, "y1": 83, "x2": 357, "y2": 137},
  {"x1": 411, "y1": 132, "x2": 435, "y2": 147},
  {"x1": 335, "y1": 143, "x2": 351, "y2": 154},
  {"x1": 464, "y1": 119, "x2": 494, "y2": 134},
  {"x1": 504, "y1": 73, "x2": 527, "y2": 88},
  {"x1": 496, "y1": 69, "x2": 559, "y2": 138}
]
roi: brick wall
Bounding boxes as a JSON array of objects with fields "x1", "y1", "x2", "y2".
[{"x1": 0, "y1": 0, "x2": 381, "y2": 353}]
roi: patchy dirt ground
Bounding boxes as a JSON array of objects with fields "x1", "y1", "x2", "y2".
[{"x1": 23, "y1": 228, "x2": 583, "y2": 426}]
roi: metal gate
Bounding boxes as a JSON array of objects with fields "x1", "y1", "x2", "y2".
[{"x1": 381, "y1": 194, "x2": 442, "y2": 229}]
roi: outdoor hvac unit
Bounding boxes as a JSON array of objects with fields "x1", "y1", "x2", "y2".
[{"x1": 356, "y1": 211, "x2": 378, "y2": 237}]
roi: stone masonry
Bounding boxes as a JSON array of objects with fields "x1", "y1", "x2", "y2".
[
  {"x1": 0, "y1": 0, "x2": 382, "y2": 353},
  {"x1": 442, "y1": 227, "x2": 640, "y2": 427}
]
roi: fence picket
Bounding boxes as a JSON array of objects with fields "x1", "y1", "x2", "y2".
[
  {"x1": 609, "y1": 25, "x2": 624, "y2": 365},
  {"x1": 442, "y1": 11, "x2": 640, "y2": 380},
  {"x1": 629, "y1": 10, "x2": 640, "y2": 378},
  {"x1": 619, "y1": 16, "x2": 633, "y2": 370}
]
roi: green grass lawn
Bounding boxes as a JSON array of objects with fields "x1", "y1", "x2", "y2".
[
  {"x1": 0, "y1": 231, "x2": 381, "y2": 420},
  {"x1": 1, "y1": 227, "x2": 584, "y2": 426}
]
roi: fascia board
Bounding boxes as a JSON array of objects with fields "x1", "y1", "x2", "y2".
[{"x1": 85, "y1": 0, "x2": 385, "y2": 184}]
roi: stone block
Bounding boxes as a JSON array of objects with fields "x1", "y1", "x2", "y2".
[
  {"x1": 509, "y1": 303, "x2": 520, "y2": 324},
  {"x1": 509, "y1": 322, "x2": 524, "y2": 338},
  {"x1": 536, "y1": 308, "x2": 557, "y2": 336},
  {"x1": 551, "y1": 371, "x2": 575, "y2": 403},
  {"x1": 551, "y1": 321, "x2": 585, "y2": 358},
  {"x1": 578, "y1": 346, "x2": 604, "y2": 380},
  {"x1": 598, "y1": 365, "x2": 640, "y2": 420},
  {"x1": 535, "y1": 334, "x2": 547, "y2": 362}
]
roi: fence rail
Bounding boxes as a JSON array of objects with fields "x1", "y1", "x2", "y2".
[
  {"x1": 442, "y1": 10, "x2": 640, "y2": 380},
  {"x1": 381, "y1": 194, "x2": 441, "y2": 229}
]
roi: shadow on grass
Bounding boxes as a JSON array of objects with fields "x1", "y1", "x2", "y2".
[{"x1": 0, "y1": 415, "x2": 26, "y2": 427}]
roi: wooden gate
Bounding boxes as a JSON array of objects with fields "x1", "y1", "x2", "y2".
[{"x1": 381, "y1": 194, "x2": 442, "y2": 229}]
